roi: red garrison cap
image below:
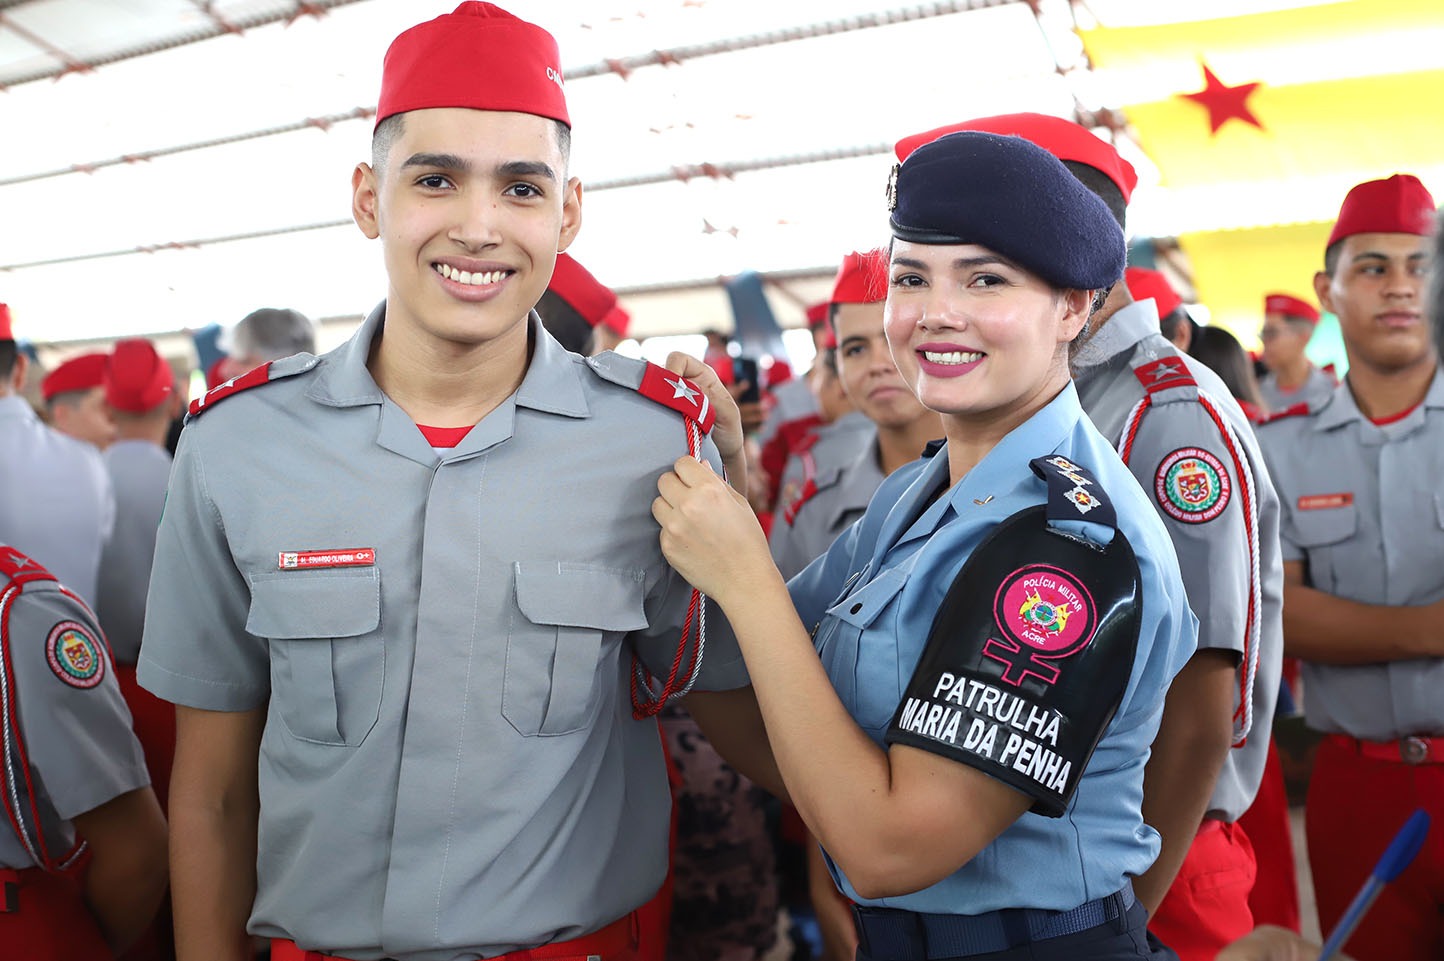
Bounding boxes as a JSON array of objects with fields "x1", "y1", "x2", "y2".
[
  {"x1": 599, "y1": 303, "x2": 630, "y2": 337},
  {"x1": 41, "y1": 353, "x2": 108, "y2": 401},
  {"x1": 376, "y1": 2, "x2": 569, "y2": 129},
  {"x1": 804, "y1": 302, "x2": 829, "y2": 327},
  {"x1": 1124, "y1": 267, "x2": 1183, "y2": 318},
  {"x1": 1327, "y1": 174, "x2": 1435, "y2": 249},
  {"x1": 105, "y1": 339, "x2": 174, "y2": 414},
  {"x1": 830, "y1": 249, "x2": 889, "y2": 306},
  {"x1": 0, "y1": 304, "x2": 11, "y2": 341},
  {"x1": 1264, "y1": 293, "x2": 1319, "y2": 325},
  {"x1": 896, "y1": 113, "x2": 1138, "y2": 204},
  {"x1": 549, "y1": 253, "x2": 617, "y2": 327}
]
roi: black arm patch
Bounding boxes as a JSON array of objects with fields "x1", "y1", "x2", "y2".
[{"x1": 885, "y1": 506, "x2": 1142, "y2": 817}]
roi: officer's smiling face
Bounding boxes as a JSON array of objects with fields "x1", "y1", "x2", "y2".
[
  {"x1": 1316, "y1": 232, "x2": 1434, "y2": 375},
  {"x1": 884, "y1": 241, "x2": 1090, "y2": 435},
  {"x1": 351, "y1": 107, "x2": 582, "y2": 354}
]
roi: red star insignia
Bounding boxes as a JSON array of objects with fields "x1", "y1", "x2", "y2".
[
  {"x1": 1149, "y1": 360, "x2": 1180, "y2": 381},
  {"x1": 1180, "y1": 63, "x2": 1264, "y2": 135}
]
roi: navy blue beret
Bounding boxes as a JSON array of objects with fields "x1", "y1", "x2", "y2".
[{"x1": 887, "y1": 131, "x2": 1125, "y2": 291}]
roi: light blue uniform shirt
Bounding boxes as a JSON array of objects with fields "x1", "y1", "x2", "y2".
[{"x1": 788, "y1": 383, "x2": 1196, "y2": 914}]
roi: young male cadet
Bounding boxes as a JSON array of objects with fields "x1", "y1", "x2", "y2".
[
  {"x1": 136, "y1": 6, "x2": 777, "y2": 961},
  {"x1": 769, "y1": 248, "x2": 943, "y2": 580},
  {"x1": 1257, "y1": 293, "x2": 1334, "y2": 413},
  {"x1": 42, "y1": 352, "x2": 117, "y2": 450},
  {"x1": 897, "y1": 113, "x2": 1284, "y2": 961},
  {"x1": 1257, "y1": 174, "x2": 1444, "y2": 961},
  {"x1": 0, "y1": 306, "x2": 116, "y2": 612},
  {"x1": 0, "y1": 542, "x2": 168, "y2": 959}
]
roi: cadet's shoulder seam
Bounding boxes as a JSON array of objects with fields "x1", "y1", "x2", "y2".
[
  {"x1": 186, "y1": 353, "x2": 321, "y2": 421},
  {"x1": 584, "y1": 353, "x2": 715, "y2": 433}
]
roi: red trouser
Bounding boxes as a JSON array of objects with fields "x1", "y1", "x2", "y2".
[
  {"x1": 272, "y1": 912, "x2": 639, "y2": 961},
  {"x1": 1306, "y1": 734, "x2": 1444, "y2": 961},
  {"x1": 1236, "y1": 737, "x2": 1301, "y2": 931},
  {"x1": 113, "y1": 664, "x2": 176, "y2": 814},
  {"x1": 1147, "y1": 818, "x2": 1257, "y2": 961},
  {"x1": 0, "y1": 865, "x2": 113, "y2": 960}
]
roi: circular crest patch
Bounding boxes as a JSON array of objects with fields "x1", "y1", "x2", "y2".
[
  {"x1": 1155, "y1": 447, "x2": 1231, "y2": 524},
  {"x1": 993, "y1": 564, "x2": 1098, "y2": 659},
  {"x1": 45, "y1": 621, "x2": 104, "y2": 689}
]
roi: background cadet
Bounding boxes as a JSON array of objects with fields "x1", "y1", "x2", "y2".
[
  {"x1": 769, "y1": 247, "x2": 942, "y2": 581},
  {"x1": 96, "y1": 338, "x2": 180, "y2": 817},
  {"x1": 1257, "y1": 294, "x2": 1334, "y2": 414},
  {"x1": 897, "y1": 113, "x2": 1284, "y2": 961},
  {"x1": 1124, "y1": 267, "x2": 1194, "y2": 354},
  {"x1": 138, "y1": 6, "x2": 778, "y2": 961},
  {"x1": 535, "y1": 251, "x2": 618, "y2": 354},
  {"x1": 1256, "y1": 173, "x2": 1443, "y2": 961},
  {"x1": 41, "y1": 352, "x2": 117, "y2": 450},
  {"x1": 1190, "y1": 326, "x2": 1267, "y2": 423},
  {"x1": 758, "y1": 339, "x2": 852, "y2": 517},
  {"x1": 0, "y1": 543, "x2": 168, "y2": 960},
  {"x1": 0, "y1": 305, "x2": 116, "y2": 613}
]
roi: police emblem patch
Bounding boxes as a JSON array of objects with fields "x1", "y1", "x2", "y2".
[
  {"x1": 984, "y1": 565, "x2": 1098, "y2": 686},
  {"x1": 1155, "y1": 447, "x2": 1231, "y2": 524},
  {"x1": 45, "y1": 621, "x2": 105, "y2": 689}
]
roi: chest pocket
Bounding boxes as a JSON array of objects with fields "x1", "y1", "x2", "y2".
[
  {"x1": 1291, "y1": 503, "x2": 1358, "y2": 593},
  {"x1": 815, "y1": 568, "x2": 907, "y2": 733},
  {"x1": 247, "y1": 569, "x2": 382, "y2": 747},
  {"x1": 505, "y1": 564, "x2": 648, "y2": 737}
]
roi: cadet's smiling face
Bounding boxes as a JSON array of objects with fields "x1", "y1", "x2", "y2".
[
  {"x1": 352, "y1": 107, "x2": 581, "y2": 353},
  {"x1": 884, "y1": 241, "x2": 1089, "y2": 433}
]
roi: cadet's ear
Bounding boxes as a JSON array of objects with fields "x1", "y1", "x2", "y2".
[
  {"x1": 556, "y1": 177, "x2": 583, "y2": 254},
  {"x1": 1313, "y1": 269, "x2": 1336, "y2": 317},
  {"x1": 352, "y1": 163, "x2": 381, "y2": 241}
]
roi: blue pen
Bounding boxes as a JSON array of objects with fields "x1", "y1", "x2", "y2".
[{"x1": 1315, "y1": 808, "x2": 1431, "y2": 961}]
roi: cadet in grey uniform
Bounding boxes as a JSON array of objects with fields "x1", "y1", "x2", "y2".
[
  {"x1": 896, "y1": 114, "x2": 1283, "y2": 961},
  {"x1": 137, "y1": 7, "x2": 776, "y2": 961},
  {"x1": 1257, "y1": 293, "x2": 1335, "y2": 414},
  {"x1": 771, "y1": 407, "x2": 873, "y2": 519},
  {"x1": 1257, "y1": 173, "x2": 1443, "y2": 961},
  {"x1": 0, "y1": 305, "x2": 115, "y2": 611},
  {"x1": 0, "y1": 542, "x2": 167, "y2": 958}
]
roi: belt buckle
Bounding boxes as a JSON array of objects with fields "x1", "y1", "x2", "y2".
[{"x1": 1400, "y1": 736, "x2": 1430, "y2": 764}]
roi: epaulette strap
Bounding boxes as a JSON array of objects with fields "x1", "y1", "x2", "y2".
[
  {"x1": 1133, "y1": 357, "x2": 1197, "y2": 396},
  {"x1": 186, "y1": 353, "x2": 320, "y2": 420},
  {"x1": 635, "y1": 363, "x2": 716, "y2": 434},
  {"x1": 1258, "y1": 402, "x2": 1311, "y2": 425},
  {"x1": 1029, "y1": 455, "x2": 1117, "y2": 531},
  {"x1": 0, "y1": 546, "x2": 54, "y2": 589}
]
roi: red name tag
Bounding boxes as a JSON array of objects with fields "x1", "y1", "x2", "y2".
[
  {"x1": 278, "y1": 549, "x2": 376, "y2": 570},
  {"x1": 1297, "y1": 493, "x2": 1353, "y2": 511}
]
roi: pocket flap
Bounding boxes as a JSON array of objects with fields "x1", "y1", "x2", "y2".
[
  {"x1": 246, "y1": 569, "x2": 381, "y2": 639},
  {"x1": 1291, "y1": 503, "x2": 1357, "y2": 547},
  {"x1": 514, "y1": 563, "x2": 648, "y2": 632},
  {"x1": 828, "y1": 568, "x2": 907, "y2": 630}
]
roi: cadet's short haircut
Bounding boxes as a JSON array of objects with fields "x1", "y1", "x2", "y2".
[
  {"x1": 371, "y1": 113, "x2": 572, "y2": 175},
  {"x1": 1323, "y1": 241, "x2": 1342, "y2": 276},
  {"x1": 1430, "y1": 209, "x2": 1444, "y2": 351},
  {"x1": 1062, "y1": 161, "x2": 1127, "y2": 232},
  {"x1": 232, "y1": 307, "x2": 316, "y2": 361},
  {"x1": 0, "y1": 341, "x2": 15, "y2": 380},
  {"x1": 1158, "y1": 307, "x2": 1190, "y2": 343},
  {"x1": 534, "y1": 288, "x2": 594, "y2": 355}
]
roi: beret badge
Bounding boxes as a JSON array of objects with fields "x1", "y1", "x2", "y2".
[{"x1": 885, "y1": 163, "x2": 900, "y2": 212}]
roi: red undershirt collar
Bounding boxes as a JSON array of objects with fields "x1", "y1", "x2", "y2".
[{"x1": 416, "y1": 424, "x2": 474, "y2": 448}]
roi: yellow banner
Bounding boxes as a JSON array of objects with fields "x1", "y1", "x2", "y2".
[{"x1": 1178, "y1": 221, "x2": 1332, "y2": 345}]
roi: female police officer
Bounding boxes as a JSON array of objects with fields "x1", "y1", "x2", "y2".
[{"x1": 653, "y1": 131, "x2": 1195, "y2": 960}]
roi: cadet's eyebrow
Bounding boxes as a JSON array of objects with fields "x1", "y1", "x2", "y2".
[
  {"x1": 399, "y1": 155, "x2": 558, "y2": 184},
  {"x1": 498, "y1": 160, "x2": 559, "y2": 183},
  {"x1": 892, "y1": 255, "x2": 1020, "y2": 272},
  {"x1": 401, "y1": 152, "x2": 469, "y2": 172}
]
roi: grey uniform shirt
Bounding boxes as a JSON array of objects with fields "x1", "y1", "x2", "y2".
[
  {"x1": 0, "y1": 547, "x2": 149, "y2": 870},
  {"x1": 1257, "y1": 370, "x2": 1444, "y2": 739},
  {"x1": 97, "y1": 440, "x2": 173, "y2": 664},
  {"x1": 1073, "y1": 299, "x2": 1284, "y2": 821},
  {"x1": 138, "y1": 308, "x2": 750, "y2": 961},
  {"x1": 769, "y1": 428, "x2": 884, "y2": 580},
  {"x1": 1259, "y1": 365, "x2": 1335, "y2": 414},
  {"x1": 773, "y1": 410, "x2": 873, "y2": 517},
  {"x1": 0, "y1": 396, "x2": 115, "y2": 610}
]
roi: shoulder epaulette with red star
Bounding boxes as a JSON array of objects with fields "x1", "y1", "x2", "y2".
[
  {"x1": 1133, "y1": 357, "x2": 1197, "y2": 395},
  {"x1": 1257, "y1": 402, "x2": 1313, "y2": 425},
  {"x1": 586, "y1": 353, "x2": 716, "y2": 434},
  {"x1": 187, "y1": 354, "x2": 320, "y2": 421},
  {"x1": 0, "y1": 544, "x2": 55, "y2": 590}
]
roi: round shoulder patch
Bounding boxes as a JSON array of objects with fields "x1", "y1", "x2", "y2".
[
  {"x1": 990, "y1": 564, "x2": 1098, "y2": 685},
  {"x1": 45, "y1": 621, "x2": 105, "y2": 689},
  {"x1": 1155, "y1": 447, "x2": 1231, "y2": 524}
]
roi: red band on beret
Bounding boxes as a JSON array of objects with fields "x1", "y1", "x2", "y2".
[
  {"x1": 896, "y1": 113, "x2": 1138, "y2": 204},
  {"x1": 1264, "y1": 293, "x2": 1319, "y2": 324},
  {"x1": 599, "y1": 303, "x2": 631, "y2": 337},
  {"x1": 0, "y1": 303, "x2": 12, "y2": 341},
  {"x1": 105, "y1": 339, "x2": 174, "y2": 414},
  {"x1": 549, "y1": 253, "x2": 617, "y2": 327},
  {"x1": 830, "y1": 249, "x2": 889, "y2": 306},
  {"x1": 1124, "y1": 267, "x2": 1183, "y2": 318},
  {"x1": 1326, "y1": 174, "x2": 1436, "y2": 249},
  {"x1": 41, "y1": 353, "x2": 109, "y2": 401},
  {"x1": 377, "y1": 2, "x2": 569, "y2": 129}
]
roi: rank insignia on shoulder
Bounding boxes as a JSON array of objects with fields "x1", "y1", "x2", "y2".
[
  {"x1": 636, "y1": 363, "x2": 715, "y2": 433},
  {"x1": 0, "y1": 545, "x2": 53, "y2": 588},
  {"x1": 1133, "y1": 357, "x2": 1196, "y2": 394},
  {"x1": 1029, "y1": 455, "x2": 1116, "y2": 531},
  {"x1": 1258, "y1": 402, "x2": 1312, "y2": 425},
  {"x1": 187, "y1": 354, "x2": 319, "y2": 420}
]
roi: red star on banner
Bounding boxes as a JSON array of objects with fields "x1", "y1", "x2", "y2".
[{"x1": 1180, "y1": 62, "x2": 1264, "y2": 134}]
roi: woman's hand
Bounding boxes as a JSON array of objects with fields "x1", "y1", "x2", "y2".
[
  {"x1": 1215, "y1": 926, "x2": 1350, "y2": 961},
  {"x1": 664, "y1": 351, "x2": 747, "y2": 478},
  {"x1": 654, "y1": 455, "x2": 779, "y2": 607}
]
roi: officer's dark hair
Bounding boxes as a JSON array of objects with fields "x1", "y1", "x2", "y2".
[
  {"x1": 371, "y1": 113, "x2": 572, "y2": 175},
  {"x1": 0, "y1": 340, "x2": 15, "y2": 381},
  {"x1": 534, "y1": 288, "x2": 595, "y2": 355},
  {"x1": 1062, "y1": 161, "x2": 1127, "y2": 232}
]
